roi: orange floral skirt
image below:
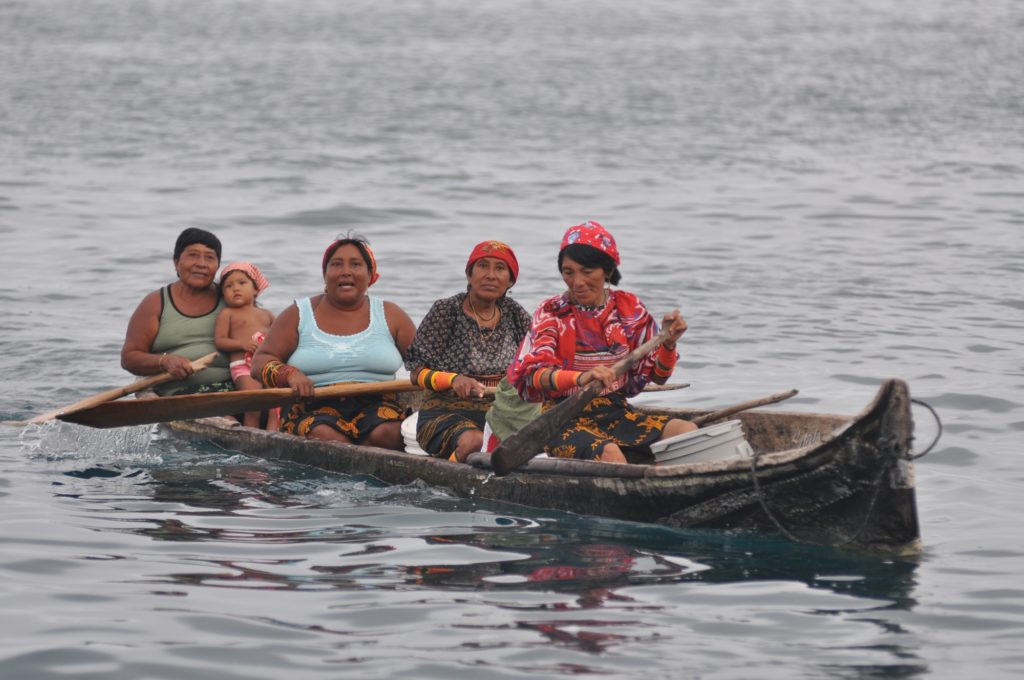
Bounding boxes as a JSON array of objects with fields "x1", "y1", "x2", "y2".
[{"x1": 543, "y1": 392, "x2": 669, "y2": 462}]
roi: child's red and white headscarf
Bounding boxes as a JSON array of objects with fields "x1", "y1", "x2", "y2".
[{"x1": 219, "y1": 262, "x2": 271, "y2": 294}]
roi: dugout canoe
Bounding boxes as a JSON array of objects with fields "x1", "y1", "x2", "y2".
[{"x1": 164, "y1": 378, "x2": 922, "y2": 557}]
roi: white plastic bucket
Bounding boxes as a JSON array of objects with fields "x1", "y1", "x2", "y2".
[
  {"x1": 401, "y1": 412, "x2": 428, "y2": 455},
  {"x1": 652, "y1": 419, "x2": 753, "y2": 465}
]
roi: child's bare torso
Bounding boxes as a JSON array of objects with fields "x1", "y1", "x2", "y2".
[{"x1": 225, "y1": 306, "x2": 274, "y2": 362}]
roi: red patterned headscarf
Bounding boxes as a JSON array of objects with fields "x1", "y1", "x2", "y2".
[
  {"x1": 466, "y1": 240, "x2": 520, "y2": 283},
  {"x1": 322, "y1": 239, "x2": 380, "y2": 286},
  {"x1": 560, "y1": 221, "x2": 620, "y2": 265},
  {"x1": 219, "y1": 262, "x2": 270, "y2": 294}
]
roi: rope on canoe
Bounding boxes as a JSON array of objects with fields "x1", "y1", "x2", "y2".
[
  {"x1": 910, "y1": 398, "x2": 941, "y2": 460},
  {"x1": 751, "y1": 397, "x2": 938, "y2": 547},
  {"x1": 748, "y1": 444, "x2": 891, "y2": 550}
]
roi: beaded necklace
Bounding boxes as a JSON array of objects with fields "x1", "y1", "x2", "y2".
[
  {"x1": 467, "y1": 295, "x2": 500, "y2": 342},
  {"x1": 571, "y1": 289, "x2": 609, "y2": 312}
]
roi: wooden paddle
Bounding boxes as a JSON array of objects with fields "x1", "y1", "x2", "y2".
[
  {"x1": 490, "y1": 386, "x2": 799, "y2": 475},
  {"x1": 690, "y1": 389, "x2": 798, "y2": 427},
  {"x1": 25, "y1": 352, "x2": 220, "y2": 425},
  {"x1": 57, "y1": 379, "x2": 423, "y2": 429},
  {"x1": 490, "y1": 327, "x2": 673, "y2": 476},
  {"x1": 639, "y1": 382, "x2": 690, "y2": 393},
  {"x1": 480, "y1": 382, "x2": 687, "y2": 397}
]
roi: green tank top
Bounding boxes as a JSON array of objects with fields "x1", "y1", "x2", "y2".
[{"x1": 151, "y1": 285, "x2": 231, "y2": 395}]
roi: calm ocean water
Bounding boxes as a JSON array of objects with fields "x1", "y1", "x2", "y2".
[{"x1": 2, "y1": 1, "x2": 1023, "y2": 677}]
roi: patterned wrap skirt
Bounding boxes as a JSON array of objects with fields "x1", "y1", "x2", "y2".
[
  {"x1": 280, "y1": 391, "x2": 404, "y2": 442},
  {"x1": 544, "y1": 391, "x2": 670, "y2": 462},
  {"x1": 416, "y1": 391, "x2": 490, "y2": 458}
]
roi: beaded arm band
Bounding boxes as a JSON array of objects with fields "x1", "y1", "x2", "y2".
[
  {"x1": 530, "y1": 368, "x2": 584, "y2": 394},
  {"x1": 412, "y1": 368, "x2": 459, "y2": 391},
  {"x1": 652, "y1": 343, "x2": 678, "y2": 379},
  {"x1": 260, "y1": 360, "x2": 296, "y2": 388}
]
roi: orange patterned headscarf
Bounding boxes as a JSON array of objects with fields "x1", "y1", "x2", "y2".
[{"x1": 465, "y1": 240, "x2": 519, "y2": 283}]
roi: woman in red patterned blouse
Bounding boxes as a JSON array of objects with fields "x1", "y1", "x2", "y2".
[{"x1": 508, "y1": 221, "x2": 696, "y2": 464}]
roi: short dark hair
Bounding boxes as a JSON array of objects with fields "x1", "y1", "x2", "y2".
[
  {"x1": 558, "y1": 243, "x2": 621, "y2": 285},
  {"x1": 174, "y1": 227, "x2": 222, "y2": 262}
]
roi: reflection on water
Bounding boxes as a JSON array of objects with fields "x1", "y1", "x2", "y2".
[
  {"x1": 50, "y1": 438, "x2": 920, "y2": 611},
  {"x1": 52, "y1": 453, "x2": 922, "y2": 672}
]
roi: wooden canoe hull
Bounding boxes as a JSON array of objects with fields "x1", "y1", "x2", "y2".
[{"x1": 165, "y1": 379, "x2": 921, "y2": 557}]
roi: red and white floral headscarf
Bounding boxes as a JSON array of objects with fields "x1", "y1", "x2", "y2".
[{"x1": 560, "y1": 221, "x2": 620, "y2": 265}]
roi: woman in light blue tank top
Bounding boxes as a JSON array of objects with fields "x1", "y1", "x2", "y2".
[{"x1": 250, "y1": 237, "x2": 416, "y2": 449}]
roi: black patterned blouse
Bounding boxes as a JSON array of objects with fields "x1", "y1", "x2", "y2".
[{"x1": 405, "y1": 292, "x2": 532, "y2": 384}]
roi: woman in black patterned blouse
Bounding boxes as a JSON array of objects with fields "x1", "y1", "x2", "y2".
[{"x1": 405, "y1": 241, "x2": 532, "y2": 462}]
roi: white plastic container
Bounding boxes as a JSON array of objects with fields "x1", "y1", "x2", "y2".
[
  {"x1": 400, "y1": 412, "x2": 428, "y2": 455},
  {"x1": 652, "y1": 419, "x2": 753, "y2": 465}
]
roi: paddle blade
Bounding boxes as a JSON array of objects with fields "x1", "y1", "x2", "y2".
[
  {"x1": 57, "y1": 388, "x2": 294, "y2": 428},
  {"x1": 29, "y1": 352, "x2": 220, "y2": 424},
  {"x1": 56, "y1": 380, "x2": 422, "y2": 429},
  {"x1": 490, "y1": 383, "x2": 600, "y2": 476}
]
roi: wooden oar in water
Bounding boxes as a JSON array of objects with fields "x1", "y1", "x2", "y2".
[
  {"x1": 491, "y1": 386, "x2": 799, "y2": 475},
  {"x1": 58, "y1": 379, "x2": 423, "y2": 429},
  {"x1": 490, "y1": 328, "x2": 673, "y2": 476},
  {"x1": 20, "y1": 352, "x2": 220, "y2": 425}
]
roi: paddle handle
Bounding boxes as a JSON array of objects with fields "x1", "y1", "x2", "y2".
[
  {"x1": 615, "y1": 327, "x2": 674, "y2": 380},
  {"x1": 576, "y1": 326, "x2": 675, "y2": 398},
  {"x1": 691, "y1": 389, "x2": 798, "y2": 426},
  {"x1": 549, "y1": 326, "x2": 675, "y2": 419},
  {"x1": 640, "y1": 382, "x2": 690, "y2": 393},
  {"x1": 29, "y1": 352, "x2": 219, "y2": 423},
  {"x1": 310, "y1": 380, "x2": 423, "y2": 400}
]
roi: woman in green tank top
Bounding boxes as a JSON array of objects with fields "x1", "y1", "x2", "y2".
[{"x1": 120, "y1": 228, "x2": 232, "y2": 396}]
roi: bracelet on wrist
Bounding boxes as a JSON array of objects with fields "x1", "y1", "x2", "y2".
[
  {"x1": 550, "y1": 370, "x2": 583, "y2": 392},
  {"x1": 158, "y1": 353, "x2": 167, "y2": 370},
  {"x1": 261, "y1": 360, "x2": 297, "y2": 388}
]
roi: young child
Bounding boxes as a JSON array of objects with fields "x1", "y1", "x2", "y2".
[{"x1": 214, "y1": 262, "x2": 278, "y2": 429}]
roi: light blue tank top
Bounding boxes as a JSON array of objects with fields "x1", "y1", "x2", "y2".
[{"x1": 288, "y1": 295, "x2": 403, "y2": 386}]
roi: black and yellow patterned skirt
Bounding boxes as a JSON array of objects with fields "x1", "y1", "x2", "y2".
[
  {"x1": 416, "y1": 391, "x2": 490, "y2": 458},
  {"x1": 280, "y1": 391, "x2": 403, "y2": 442},
  {"x1": 544, "y1": 391, "x2": 669, "y2": 462}
]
